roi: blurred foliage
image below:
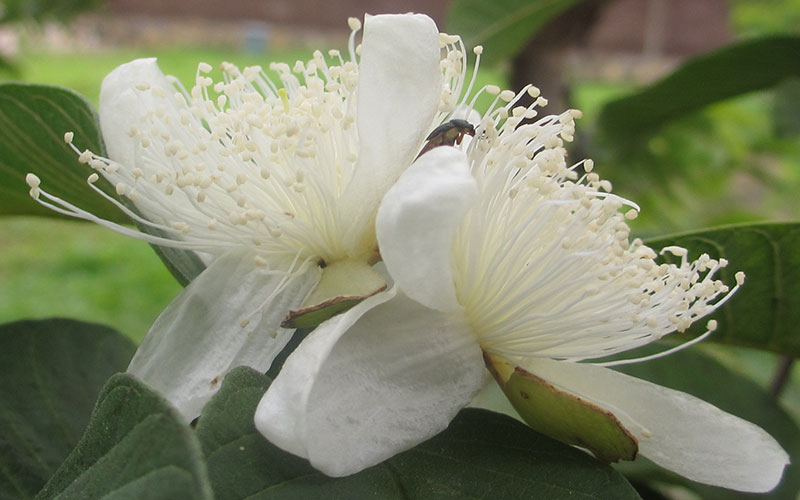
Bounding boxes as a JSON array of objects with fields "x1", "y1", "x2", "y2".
[
  {"x1": 730, "y1": 0, "x2": 800, "y2": 35},
  {"x1": 596, "y1": 36, "x2": 800, "y2": 146},
  {"x1": 0, "y1": 0, "x2": 104, "y2": 23},
  {"x1": 582, "y1": 89, "x2": 800, "y2": 236}
]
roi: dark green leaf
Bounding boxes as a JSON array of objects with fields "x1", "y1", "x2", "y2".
[
  {"x1": 0, "y1": 318, "x2": 135, "y2": 500},
  {"x1": 36, "y1": 374, "x2": 213, "y2": 500},
  {"x1": 646, "y1": 222, "x2": 800, "y2": 356},
  {"x1": 446, "y1": 0, "x2": 582, "y2": 65},
  {"x1": 0, "y1": 83, "x2": 126, "y2": 222},
  {"x1": 196, "y1": 366, "x2": 641, "y2": 500},
  {"x1": 614, "y1": 347, "x2": 800, "y2": 499},
  {"x1": 598, "y1": 36, "x2": 800, "y2": 146}
]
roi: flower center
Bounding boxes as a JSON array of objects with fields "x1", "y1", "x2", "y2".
[{"x1": 132, "y1": 56, "x2": 364, "y2": 262}]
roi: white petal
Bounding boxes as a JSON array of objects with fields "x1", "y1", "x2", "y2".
[
  {"x1": 255, "y1": 288, "x2": 484, "y2": 477},
  {"x1": 517, "y1": 358, "x2": 789, "y2": 493},
  {"x1": 377, "y1": 146, "x2": 477, "y2": 311},
  {"x1": 128, "y1": 251, "x2": 321, "y2": 421},
  {"x1": 340, "y1": 14, "x2": 442, "y2": 246},
  {"x1": 468, "y1": 376, "x2": 520, "y2": 420},
  {"x1": 99, "y1": 58, "x2": 172, "y2": 169}
]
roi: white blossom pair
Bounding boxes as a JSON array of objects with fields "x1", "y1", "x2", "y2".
[{"x1": 27, "y1": 13, "x2": 788, "y2": 493}]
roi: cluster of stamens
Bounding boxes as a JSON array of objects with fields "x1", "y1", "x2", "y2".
[
  {"x1": 446, "y1": 68, "x2": 742, "y2": 364},
  {"x1": 25, "y1": 20, "x2": 486, "y2": 273}
]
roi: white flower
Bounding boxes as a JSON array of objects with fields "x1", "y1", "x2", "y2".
[
  {"x1": 254, "y1": 34, "x2": 789, "y2": 491},
  {"x1": 25, "y1": 13, "x2": 465, "y2": 421}
]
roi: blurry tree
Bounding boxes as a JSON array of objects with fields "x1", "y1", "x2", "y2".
[{"x1": 508, "y1": 0, "x2": 606, "y2": 114}]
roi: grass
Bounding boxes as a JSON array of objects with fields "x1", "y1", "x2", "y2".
[{"x1": 0, "y1": 216, "x2": 180, "y2": 342}]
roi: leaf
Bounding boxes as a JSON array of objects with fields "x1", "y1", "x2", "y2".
[
  {"x1": 598, "y1": 36, "x2": 800, "y2": 146},
  {"x1": 0, "y1": 83, "x2": 124, "y2": 222},
  {"x1": 36, "y1": 374, "x2": 213, "y2": 500},
  {"x1": 196, "y1": 366, "x2": 641, "y2": 500},
  {"x1": 646, "y1": 222, "x2": 800, "y2": 356},
  {"x1": 614, "y1": 347, "x2": 800, "y2": 499},
  {"x1": 0, "y1": 0, "x2": 104, "y2": 23},
  {"x1": 446, "y1": 0, "x2": 582, "y2": 65},
  {"x1": 0, "y1": 318, "x2": 135, "y2": 500}
]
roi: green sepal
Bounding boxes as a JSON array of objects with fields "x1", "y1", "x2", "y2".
[
  {"x1": 485, "y1": 352, "x2": 639, "y2": 462},
  {"x1": 282, "y1": 258, "x2": 385, "y2": 328}
]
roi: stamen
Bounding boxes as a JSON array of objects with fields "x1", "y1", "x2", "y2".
[
  {"x1": 595, "y1": 319, "x2": 719, "y2": 367},
  {"x1": 26, "y1": 20, "x2": 390, "y2": 265},
  {"x1": 458, "y1": 46, "x2": 482, "y2": 109},
  {"x1": 347, "y1": 17, "x2": 362, "y2": 62},
  {"x1": 449, "y1": 69, "x2": 743, "y2": 363}
]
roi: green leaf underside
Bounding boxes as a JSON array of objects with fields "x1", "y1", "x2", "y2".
[
  {"x1": 647, "y1": 222, "x2": 800, "y2": 356},
  {"x1": 446, "y1": 0, "x2": 582, "y2": 65},
  {"x1": 0, "y1": 83, "x2": 125, "y2": 222},
  {"x1": 36, "y1": 374, "x2": 213, "y2": 500},
  {"x1": 282, "y1": 259, "x2": 386, "y2": 328},
  {"x1": 484, "y1": 353, "x2": 638, "y2": 463},
  {"x1": 614, "y1": 347, "x2": 800, "y2": 500},
  {"x1": 0, "y1": 318, "x2": 135, "y2": 500},
  {"x1": 196, "y1": 366, "x2": 640, "y2": 500},
  {"x1": 598, "y1": 36, "x2": 800, "y2": 145}
]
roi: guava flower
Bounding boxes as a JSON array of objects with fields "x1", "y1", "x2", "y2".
[
  {"x1": 25, "y1": 13, "x2": 461, "y2": 421},
  {"x1": 254, "y1": 49, "x2": 789, "y2": 492}
]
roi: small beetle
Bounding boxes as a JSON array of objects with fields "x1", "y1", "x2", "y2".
[{"x1": 416, "y1": 119, "x2": 475, "y2": 159}]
